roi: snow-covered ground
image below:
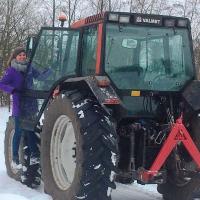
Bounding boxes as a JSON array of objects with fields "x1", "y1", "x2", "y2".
[{"x1": 0, "y1": 106, "x2": 162, "y2": 200}]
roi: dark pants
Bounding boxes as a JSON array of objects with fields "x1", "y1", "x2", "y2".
[{"x1": 13, "y1": 116, "x2": 39, "y2": 163}]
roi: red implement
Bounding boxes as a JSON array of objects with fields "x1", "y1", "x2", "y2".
[{"x1": 140, "y1": 115, "x2": 200, "y2": 182}]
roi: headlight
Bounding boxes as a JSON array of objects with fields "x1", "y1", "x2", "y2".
[
  {"x1": 164, "y1": 19, "x2": 175, "y2": 27},
  {"x1": 119, "y1": 15, "x2": 130, "y2": 23},
  {"x1": 177, "y1": 19, "x2": 188, "y2": 27},
  {"x1": 108, "y1": 14, "x2": 119, "y2": 21}
]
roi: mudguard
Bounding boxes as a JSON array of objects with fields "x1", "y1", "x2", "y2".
[{"x1": 63, "y1": 76, "x2": 121, "y2": 105}]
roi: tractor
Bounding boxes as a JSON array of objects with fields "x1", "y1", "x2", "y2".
[{"x1": 4, "y1": 11, "x2": 200, "y2": 200}]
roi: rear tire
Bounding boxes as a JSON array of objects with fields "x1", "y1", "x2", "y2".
[{"x1": 41, "y1": 91, "x2": 118, "y2": 200}]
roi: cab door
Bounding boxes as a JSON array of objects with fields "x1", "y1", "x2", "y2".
[{"x1": 21, "y1": 27, "x2": 80, "y2": 131}]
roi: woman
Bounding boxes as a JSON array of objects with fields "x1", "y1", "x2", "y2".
[
  {"x1": 0, "y1": 47, "x2": 27, "y2": 168},
  {"x1": 0, "y1": 47, "x2": 53, "y2": 189},
  {"x1": 0, "y1": 47, "x2": 40, "y2": 169}
]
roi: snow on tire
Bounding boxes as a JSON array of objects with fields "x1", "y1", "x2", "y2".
[{"x1": 41, "y1": 90, "x2": 118, "y2": 200}]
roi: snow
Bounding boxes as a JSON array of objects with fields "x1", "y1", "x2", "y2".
[
  {"x1": 0, "y1": 106, "x2": 162, "y2": 200},
  {"x1": 113, "y1": 183, "x2": 162, "y2": 200},
  {"x1": 72, "y1": 99, "x2": 88, "y2": 109},
  {"x1": 77, "y1": 110, "x2": 84, "y2": 118},
  {"x1": 0, "y1": 194, "x2": 29, "y2": 200},
  {"x1": 0, "y1": 107, "x2": 52, "y2": 200}
]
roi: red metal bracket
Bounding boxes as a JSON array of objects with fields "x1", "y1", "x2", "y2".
[{"x1": 139, "y1": 115, "x2": 200, "y2": 182}]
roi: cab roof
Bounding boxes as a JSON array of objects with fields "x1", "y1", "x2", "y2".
[{"x1": 71, "y1": 11, "x2": 190, "y2": 29}]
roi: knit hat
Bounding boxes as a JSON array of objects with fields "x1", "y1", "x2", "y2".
[{"x1": 12, "y1": 47, "x2": 26, "y2": 58}]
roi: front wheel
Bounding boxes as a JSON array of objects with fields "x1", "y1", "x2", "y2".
[{"x1": 41, "y1": 91, "x2": 118, "y2": 200}]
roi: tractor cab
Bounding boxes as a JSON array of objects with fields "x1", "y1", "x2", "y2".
[
  {"x1": 71, "y1": 12, "x2": 195, "y2": 90},
  {"x1": 24, "y1": 12, "x2": 195, "y2": 130}
]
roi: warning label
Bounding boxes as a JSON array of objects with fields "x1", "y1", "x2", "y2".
[{"x1": 174, "y1": 131, "x2": 186, "y2": 140}]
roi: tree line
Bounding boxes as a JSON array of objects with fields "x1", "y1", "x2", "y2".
[{"x1": 0, "y1": 0, "x2": 200, "y2": 105}]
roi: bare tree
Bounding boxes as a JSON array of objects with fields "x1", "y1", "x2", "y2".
[
  {"x1": 0, "y1": 0, "x2": 46, "y2": 68},
  {"x1": 60, "y1": 0, "x2": 81, "y2": 26},
  {"x1": 123, "y1": 0, "x2": 169, "y2": 14},
  {"x1": 83, "y1": 0, "x2": 125, "y2": 15}
]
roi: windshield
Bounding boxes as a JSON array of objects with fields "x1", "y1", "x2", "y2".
[
  {"x1": 30, "y1": 29, "x2": 79, "y2": 91},
  {"x1": 105, "y1": 24, "x2": 194, "y2": 91}
]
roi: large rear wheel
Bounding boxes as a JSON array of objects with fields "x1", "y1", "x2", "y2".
[{"x1": 41, "y1": 91, "x2": 118, "y2": 200}]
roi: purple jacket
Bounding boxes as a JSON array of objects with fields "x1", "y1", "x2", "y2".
[
  {"x1": 0, "y1": 67, "x2": 24, "y2": 116},
  {"x1": 0, "y1": 65, "x2": 51, "y2": 117}
]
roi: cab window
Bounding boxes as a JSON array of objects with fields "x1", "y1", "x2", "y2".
[{"x1": 82, "y1": 26, "x2": 97, "y2": 75}]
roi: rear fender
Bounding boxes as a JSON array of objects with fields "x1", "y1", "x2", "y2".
[{"x1": 60, "y1": 76, "x2": 121, "y2": 105}]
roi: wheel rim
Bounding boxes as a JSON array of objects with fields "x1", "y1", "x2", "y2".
[{"x1": 50, "y1": 115, "x2": 76, "y2": 190}]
